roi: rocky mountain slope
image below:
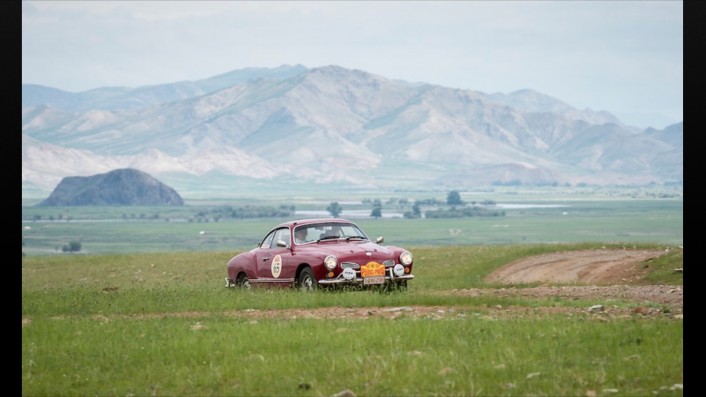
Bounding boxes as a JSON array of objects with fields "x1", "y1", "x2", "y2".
[{"x1": 22, "y1": 65, "x2": 683, "y2": 198}]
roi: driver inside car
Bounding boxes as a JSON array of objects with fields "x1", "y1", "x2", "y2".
[{"x1": 295, "y1": 227, "x2": 309, "y2": 244}]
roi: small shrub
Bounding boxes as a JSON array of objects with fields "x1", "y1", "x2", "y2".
[{"x1": 62, "y1": 241, "x2": 82, "y2": 252}]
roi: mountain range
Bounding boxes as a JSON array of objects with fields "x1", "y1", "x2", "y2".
[{"x1": 21, "y1": 64, "x2": 683, "y2": 199}]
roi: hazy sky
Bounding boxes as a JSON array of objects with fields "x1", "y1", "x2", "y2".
[{"x1": 22, "y1": 1, "x2": 683, "y2": 129}]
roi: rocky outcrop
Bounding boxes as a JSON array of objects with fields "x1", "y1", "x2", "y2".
[{"x1": 38, "y1": 168, "x2": 184, "y2": 206}]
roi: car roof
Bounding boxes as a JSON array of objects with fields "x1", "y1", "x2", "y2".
[{"x1": 276, "y1": 218, "x2": 355, "y2": 229}]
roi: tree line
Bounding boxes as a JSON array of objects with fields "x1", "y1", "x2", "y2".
[{"x1": 327, "y1": 191, "x2": 503, "y2": 219}]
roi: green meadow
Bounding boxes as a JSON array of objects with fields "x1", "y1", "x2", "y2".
[
  {"x1": 22, "y1": 243, "x2": 683, "y2": 396},
  {"x1": 21, "y1": 197, "x2": 682, "y2": 255}
]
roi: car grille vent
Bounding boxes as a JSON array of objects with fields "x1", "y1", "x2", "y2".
[
  {"x1": 382, "y1": 259, "x2": 395, "y2": 267},
  {"x1": 341, "y1": 262, "x2": 360, "y2": 269}
]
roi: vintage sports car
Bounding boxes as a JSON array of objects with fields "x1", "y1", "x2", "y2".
[{"x1": 225, "y1": 218, "x2": 414, "y2": 290}]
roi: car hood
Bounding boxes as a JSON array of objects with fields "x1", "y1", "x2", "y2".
[{"x1": 299, "y1": 240, "x2": 395, "y2": 258}]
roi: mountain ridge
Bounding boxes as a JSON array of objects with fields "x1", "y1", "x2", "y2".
[{"x1": 22, "y1": 64, "x2": 682, "y2": 199}]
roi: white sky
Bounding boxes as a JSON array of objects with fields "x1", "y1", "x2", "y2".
[{"x1": 22, "y1": 1, "x2": 683, "y2": 129}]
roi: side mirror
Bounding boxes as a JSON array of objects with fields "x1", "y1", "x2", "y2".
[
  {"x1": 375, "y1": 236, "x2": 384, "y2": 244},
  {"x1": 276, "y1": 240, "x2": 288, "y2": 248}
]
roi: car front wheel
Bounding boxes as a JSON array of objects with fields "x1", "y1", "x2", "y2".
[
  {"x1": 297, "y1": 267, "x2": 317, "y2": 292},
  {"x1": 236, "y1": 273, "x2": 251, "y2": 289}
]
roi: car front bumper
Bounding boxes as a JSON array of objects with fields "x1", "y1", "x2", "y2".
[{"x1": 318, "y1": 272, "x2": 414, "y2": 286}]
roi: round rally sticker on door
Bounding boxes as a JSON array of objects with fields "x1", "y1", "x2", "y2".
[{"x1": 271, "y1": 255, "x2": 282, "y2": 278}]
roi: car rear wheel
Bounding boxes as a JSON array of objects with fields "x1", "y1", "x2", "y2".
[
  {"x1": 297, "y1": 267, "x2": 317, "y2": 292},
  {"x1": 236, "y1": 273, "x2": 251, "y2": 289}
]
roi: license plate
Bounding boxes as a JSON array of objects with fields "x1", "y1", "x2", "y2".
[{"x1": 363, "y1": 275, "x2": 385, "y2": 285}]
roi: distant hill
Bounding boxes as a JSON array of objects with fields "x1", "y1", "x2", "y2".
[{"x1": 38, "y1": 168, "x2": 184, "y2": 206}]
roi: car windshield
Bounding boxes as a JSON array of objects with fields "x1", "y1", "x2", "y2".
[{"x1": 294, "y1": 223, "x2": 368, "y2": 244}]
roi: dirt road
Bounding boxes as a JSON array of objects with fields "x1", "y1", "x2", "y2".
[{"x1": 484, "y1": 248, "x2": 668, "y2": 285}]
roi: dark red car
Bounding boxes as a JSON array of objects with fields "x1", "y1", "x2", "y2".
[{"x1": 225, "y1": 218, "x2": 414, "y2": 291}]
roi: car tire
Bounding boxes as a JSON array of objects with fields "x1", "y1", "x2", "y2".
[
  {"x1": 236, "y1": 273, "x2": 251, "y2": 289},
  {"x1": 380, "y1": 280, "x2": 407, "y2": 293},
  {"x1": 297, "y1": 267, "x2": 317, "y2": 291},
  {"x1": 396, "y1": 280, "x2": 408, "y2": 291}
]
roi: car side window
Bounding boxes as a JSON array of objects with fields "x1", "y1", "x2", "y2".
[
  {"x1": 260, "y1": 231, "x2": 275, "y2": 249},
  {"x1": 274, "y1": 228, "x2": 291, "y2": 247}
]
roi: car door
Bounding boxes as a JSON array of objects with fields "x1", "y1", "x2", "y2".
[{"x1": 254, "y1": 227, "x2": 291, "y2": 282}]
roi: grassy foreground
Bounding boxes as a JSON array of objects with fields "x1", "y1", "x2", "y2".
[{"x1": 22, "y1": 243, "x2": 683, "y2": 396}]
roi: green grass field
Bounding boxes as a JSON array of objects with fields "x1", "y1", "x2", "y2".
[
  {"x1": 21, "y1": 198, "x2": 683, "y2": 255},
  {"x1": 21, "y1": 193, "x2": 683, "y2": 396},
  {"x1": 22, "y1": 242, "x2": 683, "y2": 396}
]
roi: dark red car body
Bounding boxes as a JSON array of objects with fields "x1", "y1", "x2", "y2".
[{"x1": 225, "y1": 218, "x2": 414, "y2": 290}]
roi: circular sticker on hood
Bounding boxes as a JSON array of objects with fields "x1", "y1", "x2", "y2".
[{"x1": 272, "y1": 255, "x2": 282, "y2": 278}]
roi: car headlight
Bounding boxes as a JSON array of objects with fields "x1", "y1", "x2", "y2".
[
  {"x1": 324, "y1": 255, "x2": 338, "y2": 270},
  {"x1": 400, "y1": 251, "x2": 413, "y2": 265},
  {"x1": 393, "y1": 264, "x2": 405, "y2": 277}
]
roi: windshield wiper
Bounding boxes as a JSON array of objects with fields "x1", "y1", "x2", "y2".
[{"x1": 345, "y1": 235, "x2": 366, "y2": 241}]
